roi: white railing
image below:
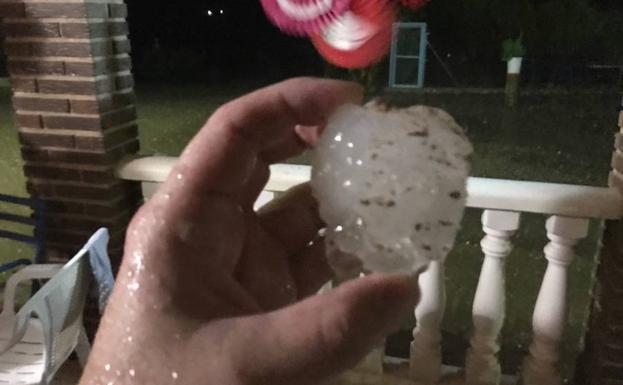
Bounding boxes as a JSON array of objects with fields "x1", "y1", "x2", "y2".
[{"x1": 117, "y1": 156, "x2": 623, "y2": 385}]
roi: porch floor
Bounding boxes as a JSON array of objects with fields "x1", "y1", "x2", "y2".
[{"x1": 333, "y1": 358, "x2": 517, "y2": 385}]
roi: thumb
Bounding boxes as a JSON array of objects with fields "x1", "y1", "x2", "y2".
[{"x1": 235, "y1": 273, "x2": 419, "y2": 385}]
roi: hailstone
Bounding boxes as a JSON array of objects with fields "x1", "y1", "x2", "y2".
[{"x1": 311, "y1": 103, "x2": 472, "y2": 274}]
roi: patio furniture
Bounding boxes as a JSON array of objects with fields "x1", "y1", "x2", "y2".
[
  {"x1": 0, "y1": 228, "x2": 112, "y2": 385},
  {"x1": 0, "y1": 193, "x2": 46, "y2": 274}
]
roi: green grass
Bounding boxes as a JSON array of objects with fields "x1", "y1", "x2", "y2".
[{"x1": 1, "y1": 83, "x2": 620, "y2": 380}]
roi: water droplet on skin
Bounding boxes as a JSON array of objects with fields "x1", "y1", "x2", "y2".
[
  {"x1": 127, "y1": 336, "x2": 133, "y2": 343},
  {"x1": 334, "y1": 134, "x2": 342, "y2": 142},
  {"x1": 335, "y1": 225, "x2": 343, "y2": 232},
  {"x1": 164, "y1": 193, "x2": 170, "y2": 200},
  {"x1": 356, "y1": 159, "x2": 363, "y2": 166},
  {"x1": 129, "y1": 369, "x2": 135, "y2": 377},
  {"x1": 127, "y1": 281, "x2": 139, "y2": 291},
  {"x1": 347, "y1": 142, "x2": 354, "y2": 148},
  {"x1": 172, "y1": 371, "x2": 179, "y2": 380},
  {"x1": 127, "y1": 271, "x2": 133, "y2": 278},
  {"x1": 356, "y1": 217, "x2": 363, "y2": 226},
  {"x1": 104, "y1": 364, "x2": 111, "y2": 371},
  {"x1": 107, "y1": 381, "x2": 114, "y2": 385},
  {"x1": 343, "y1": 180, "x2": 352, "y2": 187},
  {"x1": 176, "y1": 173, "x2": 183, "y2": 180}
]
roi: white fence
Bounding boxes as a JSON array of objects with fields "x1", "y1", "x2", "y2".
[{"x1": 117, "y1": 156, "x2": 623, "y2": 385}]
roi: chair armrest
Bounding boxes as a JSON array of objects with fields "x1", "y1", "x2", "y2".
[{"x1": 1, "y1": 264, "x2": 63, "y2": 317}]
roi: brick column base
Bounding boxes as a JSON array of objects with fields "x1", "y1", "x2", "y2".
[{"x1": 1, "y1": 0, "x2": 141, "y2": 335}]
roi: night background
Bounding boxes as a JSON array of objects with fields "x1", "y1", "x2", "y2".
[{"x1": 116, "y1": 0, "x2": 623, "y2": 88}]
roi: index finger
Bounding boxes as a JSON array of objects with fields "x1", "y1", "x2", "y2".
[{"x1": 170, "y1": 77, "x2": 363, "y2": 197}]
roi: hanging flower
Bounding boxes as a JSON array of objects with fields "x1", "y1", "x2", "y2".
[
  {"x1": 260, "y1": 0, "x2": 352, "y2": 36},
  {"x1": 310, "y1": 0, "x2": 397, "y2": 68}
]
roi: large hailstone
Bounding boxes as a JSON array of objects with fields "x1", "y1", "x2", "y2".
[{"x1": 311, "y1": 103, "x2": 473, "y2": 274}]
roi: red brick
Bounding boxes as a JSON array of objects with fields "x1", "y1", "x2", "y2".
[
  {"x1": 90, "y1": 40, "x2": 114, "y2": 57},
  {"x1": 113, "y1": 39, "x2": 131, "y2": 54},
  {"x1": 37, "y1": 79, "x2": 97, "y2": 95},
  {"x1": 81, "y1": 169, "x2": 117, "y2": 184},
  {"x1": 54, "y1": 183, "x2": 125, "y2": 201},
  {"x1": 19, "y1": 131, "x2": 75, "y2": 148},
  {"x1": 74, "y1": 130, "x2": 139, "y2": 152},
  {"x1": 115, "y1": 73, "x2": 134, "y2": 90},
  {"x1": 31, "y1": 41, "x2": 93, "y2": 57},
  {"x1": 74, "y1": 135, "x2": 106, "y2": 151},
  {"x1": 0, "y1": 3, "x2": 25, "y2": 18},
  {"x1": 99, "y1": 91, "x2": 136, "y2": 112},
  {"x1": 108, "y1": 3, "x2": 128, "y2": 18},
  {"x1": 64, "y1": 62, "x2": 96, "y2": 76},
  {"x1": 21, "y1": 147, "x2": 107, "y2": 165},
  {"x1": 95, "y1": 77, "x2": 116, "y2": 94},
  {"x1": 59, "y1": 22, "x2": 91, "y2": 39},
  {"x1": 103, "y1": 125, "x2": 138, "y2": 147},
  {"x1": 15, "y1": 113, "x2": 43, "y2": 128},
  {"x1": 109, "y1": 22, "x2": 129, "y2": 36},
  {"x1": 92, "y1": 55, "x2": 132, "y2": 76},
  {"x1": 23, "y1": 164, "x2": 82, "y2": 181},
  {"x1": 8, "y1": 59, "x2": 65, "y2": 76},
  {"x1": 13, "y1": 96, "x2": 70, "y2": 113},
  {"x1": 4, "y1": 41, "x2": 32, "y2": 56},
  {"x1": 43, "y1": 115, "x2": 102, "y2": 130},
  {"x1": 70, "y1": 100, "x2": 100, "y2": 114},
  {"x1": 10, "y1": 77, "x2": 38, "y2": 92},
  {"x1": 24, "y1": 3, "x2": 107, "y2": 18},
  {"x1": 26, "y1": 181, "x2": 57, "y2": 197},
  {"x1": 102, "y1": 107, "x2": 136, "y2": 129},
  {"x1": 1, "y1": 22, "x2": 60, "y2": 38}
]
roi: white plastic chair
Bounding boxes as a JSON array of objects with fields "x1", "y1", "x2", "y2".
[{"x1": 0, "y1": 228, "x2": 112, "y2": 385}]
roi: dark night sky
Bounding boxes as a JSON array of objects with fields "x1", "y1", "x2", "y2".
[{"x1": 125, "y1": 0, "x2": 326, "y2": 81}]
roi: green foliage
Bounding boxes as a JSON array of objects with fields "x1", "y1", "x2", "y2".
[{"x1": 502, "y1": 37, "x2": 526, "y2": 61}]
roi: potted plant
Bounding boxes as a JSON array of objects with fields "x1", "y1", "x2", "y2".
[
  {"x1": 502, "y1": 36, "x2": 526, "y2": 107},
  {"x1": 502, "y1": 36, "x2": 526, "y2": 75}
]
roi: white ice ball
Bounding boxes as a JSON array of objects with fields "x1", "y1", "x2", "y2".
[{"x1": 311, "y1": 103, "x2": 473, "y2": 274}]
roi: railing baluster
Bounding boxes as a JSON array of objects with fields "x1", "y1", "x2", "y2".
[
  {"x1": 410, "y1": 260, "x2": 446, "y2": 381},
  {"x1": 521, "y1": 216, "x2": 589, "y2": 385},
  {"x1": 465, "y1": 210, "x2": 520, "y2": 385}
]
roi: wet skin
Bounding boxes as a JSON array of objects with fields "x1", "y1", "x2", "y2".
[{"x1": 79, "y1": 78, "x2": 419, "y2": 385}]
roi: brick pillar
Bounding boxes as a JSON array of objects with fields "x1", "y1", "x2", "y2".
[
  {"x1": 576, "y1": 101, "x2": 623, "y2": 385},
  {"x1": 0, "y1": 0, "x2": 140, "y2": 265}
]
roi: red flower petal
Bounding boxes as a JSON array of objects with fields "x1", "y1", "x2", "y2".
[
  {"x1": 310, "y1": 0, "x2": 396, "y2": 68},
  {"x1": 261, "y1": 0, "x2": 352, "y2": 36}
]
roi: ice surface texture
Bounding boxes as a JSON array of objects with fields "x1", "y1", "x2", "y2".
[{"x1": 311, "y1": 103, "x2": 473, "y2": 274}]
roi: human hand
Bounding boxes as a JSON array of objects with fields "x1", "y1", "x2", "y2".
[{"x1": 80, "y1": 78, "x2": 419, "y2": 385}]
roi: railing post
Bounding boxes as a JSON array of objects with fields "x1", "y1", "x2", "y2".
[
  {"x1": 521, "y1": 216, "x2": 589, "y2": 385},
  {"x1": 410, "y1": 260, "x2": 446, "y2": 381},
  {"x1": 466, "y1": 210, "x2": 520, "y2": 385}
]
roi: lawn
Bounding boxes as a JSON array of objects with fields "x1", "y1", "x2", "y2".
[{"x1": 0, "y1": 81, "x2": 620, "y2": 379}]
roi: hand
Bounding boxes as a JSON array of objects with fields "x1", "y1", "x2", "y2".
[{"x1": 80, "y1": 78, "x2": 419, "y2": 385}]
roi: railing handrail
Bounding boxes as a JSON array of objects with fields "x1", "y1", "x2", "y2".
[{"x1": 117, "y1": 156, "x2": 623, "y2": 220}]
